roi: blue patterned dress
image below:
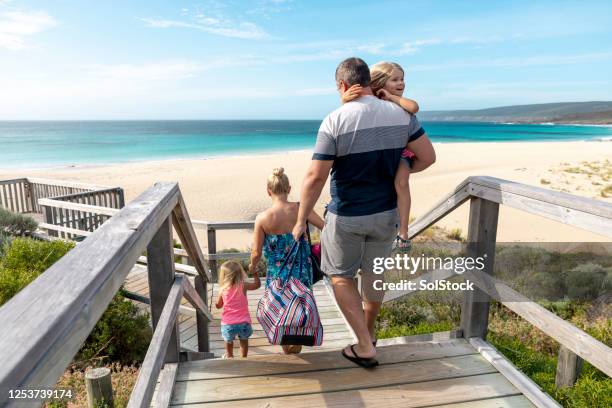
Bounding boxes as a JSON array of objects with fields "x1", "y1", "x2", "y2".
[{"x1": 263, "y1": 233, "x2": 313, "y2": 289}]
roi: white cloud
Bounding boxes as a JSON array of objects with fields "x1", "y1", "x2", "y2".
[
  {"x1": 85, "y1": 61, "x2": 205, "y2": 81},
  {"x1": 411, "y1": 52, "x2": 612, "y2": 71},
  {"x1": 0, "y1": 10, "x2": 57, "y2": 50},
  {"x1": 140, "y1": 13, "x2": 269, "y2": 40}
]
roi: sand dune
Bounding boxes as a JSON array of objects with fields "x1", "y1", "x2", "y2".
[{"x1": 2, "y1": 141, "x2": 611, "y2": 249}]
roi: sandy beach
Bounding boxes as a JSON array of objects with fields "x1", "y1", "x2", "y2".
[{"x1": 2, "y1": 141, "x2": 611, "y2": 249}]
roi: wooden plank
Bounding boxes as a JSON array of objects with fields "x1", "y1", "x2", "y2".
[
  {"x1": 469, "y1": 176, "x2": 612, "y2": 219},
  {"x1": 376, "y1": 330, "x2": 463, "y2": 346},
  {"x1": 39, "y1": 222, "x2": 91, "y2": 237},
  {"x1": 0, "y1": 182, "x2": 180, "y2": 406},
  {"x1": 193, "y1": 274, "x2": 210, "y2": 353},
  {"x1": 193, "y1": 220, "x2": 254, "y2": 230},
  {"x1": 0, "y1": 178, "x2": 27, "y2": 185},
  {"x1": 469, "y1": 181, "x2": 612, "y2": 239},
  {"x1": 555, "y1": 345, "x2": 584, "y2": 389},
  {"x1": 138, "y1": 256, "x2": 198, "y2": 277},
  {"x1": 182, "y1": 278, "x2": 213, "y2": 323},
  {"x1": 463, "y1": 269, "x2": 612, "y2": 377},
  {"x1": 408, "y1": 178, "x2": 471, "y2": 240},
  {"x1": 128, "y1": 277, "x2": 184, "y2": 408},
  {"x1": 147, "y1": 218, "x2": 180, "y2": 364},
  {"x1": 172, "y1": 194, "x2": 212, "y2": 282},
  {"x1": 172, "y1": 354, "x2": 496, "y2": 404},
  {"x1": 207, "y1": 228, "x2": 218, "y2": 280},
  {"x1": 173, "y1": 374, "x2": 525, "y2": 408},
  {"x1": 37, "y1": 198, "x2": 120, "y2": 216},
  {"x1": 26, "y1": 177, "x2": 110, "y2": 190},
  {"x1": 427, "y1": 395, "x2": 534, "y2": 407},
  {"x1": 155, "y1": 363, "x2": 178, "y2": 408},
  {"x1": 176, "y1": 338, "x2": 476, "y2": 381},
  {"x1": 460, "y1": 197, "x2": 499, "y2": 339},
  {"x1": 470, "y1": 338, "x2": 561, "y2": 408}
]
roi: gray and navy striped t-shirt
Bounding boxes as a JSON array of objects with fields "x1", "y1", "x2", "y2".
[{"x1": 313, "y1": 95, "x2": 424, "y2": 216}]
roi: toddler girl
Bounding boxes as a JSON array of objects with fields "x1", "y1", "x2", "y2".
[
  {"x1": 342, "y1": 61, "x2": 418, "y2": 250},
  {"x1": 215, "y1": 260, "x2": 260, "y2": 358}
]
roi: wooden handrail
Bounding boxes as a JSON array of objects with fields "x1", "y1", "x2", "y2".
[
  {"x1": 0, "y1": 182, "x2": 213, "y2": 406},
  {"x1": 127, "y1": 276, "x2": 185, "y2": 408},
  {"x1": 408, "y1": 176, "x2": 612, "y2": 239}
]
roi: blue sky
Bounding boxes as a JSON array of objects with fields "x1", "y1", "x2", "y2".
[{"x1": 1, "y1": 0, "x2": 611, "y2": 119}]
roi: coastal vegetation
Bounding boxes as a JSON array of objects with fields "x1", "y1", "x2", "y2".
[
  {"x1": 541, "y1": 159, "x2": 612, "y2": 199},
  {"x1": 0, "y1": 210, "x2": 150, "y2": 408},
  {"x1": 377, "y1": 241, "x2": 612, "y2": 408}
]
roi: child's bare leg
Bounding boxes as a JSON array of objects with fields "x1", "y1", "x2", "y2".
[
  {"x1": 239, "y1": 339, "x2": 249, "y2": 357},
  {"x1": 395, "y1": 160, "x2": 411, "y2": 240},
  {"x1": 224, "y1": 341, "x2": 234, "y2": 358}
]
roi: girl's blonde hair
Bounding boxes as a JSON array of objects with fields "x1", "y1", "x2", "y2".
[
  {"x1": 370, "y1": 61, "x2": 404, "y2": 94},
  {"x1": 219, "y1": 261, "x2": 247, "y2": 291},
  {"x1": 267, "y1": 167, "x2": 291, "y2": 195}
]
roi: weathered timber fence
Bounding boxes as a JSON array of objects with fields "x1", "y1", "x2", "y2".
[
  {"x1": 0, "y1": 177, "x2": 124, "y2": 239},
  {"x1": 382, "y1": 176, "x2": 612, "y2": 395},
  {"x1": 0, "y1": 182, "x2": 212, "y2": 408}
]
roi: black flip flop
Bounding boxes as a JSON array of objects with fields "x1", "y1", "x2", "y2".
[{"x1": 341, "y1": 345, "x2": 379, "y2": 369}]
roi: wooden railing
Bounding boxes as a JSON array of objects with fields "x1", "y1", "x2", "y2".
[
  {"x1": 382, "y1": 175, "x2": 612, "y2": 394},
  {"x1": 0, "y1": 178, "x2": 32, "y2": 213},
  {"x1": 39, "y1": 187, "x2": 124, "y2": 239},
  {"x1": 0, "y1": 177, "x2": 125, "y2": 240},
  {"x1": 0, "y1": 182, "x2": 212, "y2": 408}
]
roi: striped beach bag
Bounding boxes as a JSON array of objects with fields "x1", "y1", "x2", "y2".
[{"x1": 257, "y1": 239, "x2": 324, "y2": 346}]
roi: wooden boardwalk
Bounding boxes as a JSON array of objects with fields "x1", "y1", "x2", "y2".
[
  {"x1": 126, "y1": 266, "x2": 550, "y2": 407},
  {"x1": 124, "y1": 266, "x2": 355, "y2": 357},
  {"x1": 168, "y1": 338, "x2": 536, "y2": 407}
]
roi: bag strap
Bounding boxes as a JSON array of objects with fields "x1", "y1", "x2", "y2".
[{"x1": 277, "y1": 238, "x2": 300, "y2": 283}]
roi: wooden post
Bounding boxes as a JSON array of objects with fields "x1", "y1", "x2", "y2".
[
  {"x1": 460, "y1": 197, "x2": 499, "y2": 339},
  {"x1": 85, "y1": 367, "x2": 114, "y2": 408},
  {"x1": 194, "y1": 274, "x2": 210, "y2": 352},
  {"x1": 147, "y1": 217, "x2": 180, "y2": 363},
  {"x1": 555, "y1": 345, "x2": 584, "y2": 388},
  {"x1": 207, "y1": 227, "x2": 218, "y2": 281},
  {"x1": 118, "y1": 188, "x2": 125, "y2": 208},
  {"x1": 43, "y1": 205, "x2": 58, "y2": 238}
]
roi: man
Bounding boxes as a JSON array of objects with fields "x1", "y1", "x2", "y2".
[{"x1": 292, "y1": 57, "x2": 436, "y2": 368}]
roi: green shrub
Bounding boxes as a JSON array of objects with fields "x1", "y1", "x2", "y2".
[
  {"x1": 76, "y1": 294, "x2": 151, "y2": 367},
  {"x1": 0, "y1": 238, "x2": 75, "y2": 305},
  {"x1": 0, "y1": 231, "x2": 12, "y2": 257},
  {"x1": 0, "y1": 207, "x2": 38, "y2": 236},
  {"x1": 565, "y1": 263, "x2": 609, "y2": 301},
  {"x1": 0, "y1": 237, "x2": 151, "y2": 367}
]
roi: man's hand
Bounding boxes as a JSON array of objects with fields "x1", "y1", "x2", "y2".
[
  {"x1": 341, "y1": 84, "x2": 362, "y2": 103},
  {"x1": 292, "y1": 221, "x2": 307, "y2": 241}
]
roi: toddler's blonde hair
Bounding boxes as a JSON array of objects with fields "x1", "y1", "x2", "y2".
[
  {"x1": 370, "y1": 61, "x2": 404, "y2": 94},
  {"x1": 219, "y1": 261, "x2": 247, "y2": 291},
  {"x1": 267, "y1": 167, "x2": 291, "y2": 195}
]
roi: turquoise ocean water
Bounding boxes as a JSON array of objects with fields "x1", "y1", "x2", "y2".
[{"x1": 1, "y1": 120, "x2": 610, "y2": 169}]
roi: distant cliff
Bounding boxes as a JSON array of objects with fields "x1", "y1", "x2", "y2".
[{"x1": 419, "y1": 101, "x2": 612, "y2": 124}]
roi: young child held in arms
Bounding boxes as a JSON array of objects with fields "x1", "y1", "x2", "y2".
[
  {"x1": 215, "y1": 261, "x2": 260, "y2": 358},
  {"x1": 342, "y1": 61, "x2": 419, "y2": 250}
]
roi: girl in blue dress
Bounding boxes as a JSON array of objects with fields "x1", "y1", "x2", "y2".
[{"x1": 248, "y1": 167, "x2": 324, "y2": 354}]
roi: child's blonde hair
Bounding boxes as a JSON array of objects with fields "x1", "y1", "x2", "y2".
[
  {"x1": 267, "y1": 167, "x2": 291, "y2": 195},
  {"x1": 370, "y1": 62, "x2": 404, "y2": 94},
  {"x1": 219, "y1": 261, "x2": 247, "y2": 291}
]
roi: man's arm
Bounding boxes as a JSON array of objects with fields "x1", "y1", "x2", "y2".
[{"x1": 293, "y1": 159, "x2": 333, "y2": 240}]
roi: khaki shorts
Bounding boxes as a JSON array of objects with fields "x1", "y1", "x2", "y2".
[{"x1": 321, "y1": 208, "x2": 399, "y2": 302}]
